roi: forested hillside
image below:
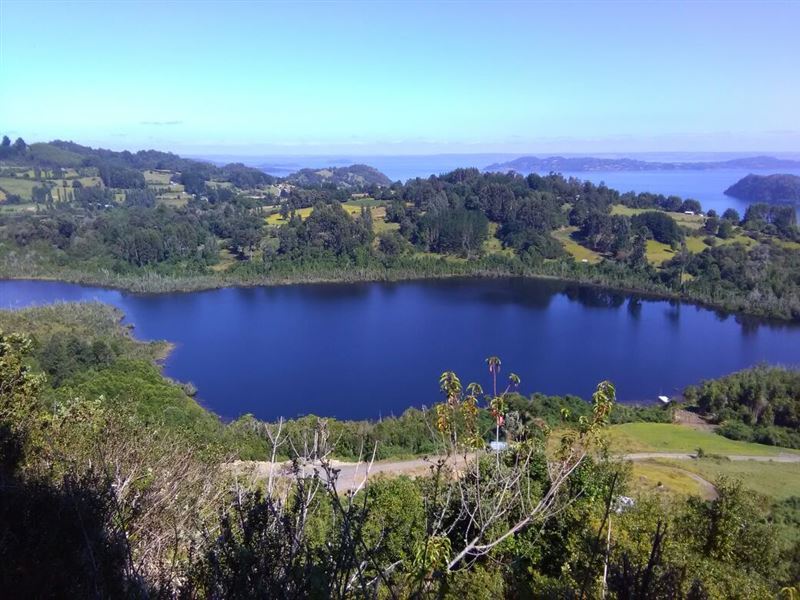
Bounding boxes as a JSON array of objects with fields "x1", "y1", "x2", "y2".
[
  {"x1": 725, "y1": 173, "x2": 800, "y2": 203},
  {"x1": 1, "y1": 135, "x2": 800, "y2": 320}
]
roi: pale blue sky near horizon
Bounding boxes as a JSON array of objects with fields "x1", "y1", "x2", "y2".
[{"x1": 1, "y1": 0, "x2": 798, "y2": 155}]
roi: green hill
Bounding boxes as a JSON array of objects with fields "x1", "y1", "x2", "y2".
[{"x1": 724, "y1": 173, "x2": 800, "y2": 203}]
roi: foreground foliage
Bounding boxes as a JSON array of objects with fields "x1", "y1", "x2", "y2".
[{"x1": 1, "y1": 304, "x2": 799, "y2": 597}]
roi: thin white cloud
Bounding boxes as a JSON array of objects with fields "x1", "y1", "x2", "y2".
[{"x1": 139, "y1": 120, "x2": 183, "y2": 126}]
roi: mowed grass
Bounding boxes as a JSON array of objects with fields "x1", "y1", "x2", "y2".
[
  {"x1": 606, "y1": 423, "x2": 798, "y2": 456},
  {"x1": 657, "y1": 458, "x2": 800, "y2": 501},
  {"x1": 552, "y1": 226, "x2": 603, "y2": 264}
]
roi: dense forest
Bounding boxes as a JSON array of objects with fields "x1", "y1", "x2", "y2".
[
  {"x1": 2, "y1": 136, "x2": 799, "y2": 320},
  {"x1": 686, "y1": 366, "x2": 800, "y2": 448},
  {"x1": 2, "y1": 301, "x2": 800, "y2": 598}
]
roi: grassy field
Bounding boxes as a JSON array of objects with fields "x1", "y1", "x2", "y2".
[
  {"x1": 645, "y1": 240, "x2": 676, "y2": 265},
  {"x1": 0, "y1": 176, "x2": 39, "y2": 200},
  {"x1": 716, "y1": 231, "x2": 758, "y2": 248},
  {"x1": 552, "y1": 226, "x2": 603, "y2": 264},
  {"x1": 607, "y1": 422, "x2": 797, "y2": 456},
  {"x1": 144, "y1": 170, "x2": 174, "y2": 185},
  {"x1": 345, "y1": 196, "x2": 382, "y2": 207},
  {"x1": 266, "y1": 202, "x2": 389, "y2": 227},
  {"x1": 657, "y1": 458, "x2": 800, "y2": 500},
  {"x1": 0, "y1": 173, "x2": 104, "y2": 202},
  {"x1": 206, "y1": 180, "x2": 233, "y2": 189},
  {"x1": 156, "y1": 192, "x2": 191, "y2": 207},
  {"x1": 612, "y1": 423, "x2": 800, "y2": 501},
  {"x1": 629, "y1": 461, "x2": 713, "y2": 498},
  {"x1": 266, "y1": 206, "x2": 313, "y2": 225},
  {"x1": 210, "y1": 247, "x2": 240, "y2": 272},
  {"x1": 774, "y1": 238, "x2": 800, "y2": 250},
  {"x1": 49, "y1": 177, "x2": 103, "y2": 189},
  {"x1": 684, "y1": 236, "x2": 707, "y2": 253},
  {"x1": 611, "y1": 204, "x2": 706, "y2": 230},
  {"x1": 482, "y1": 222, "x2": 515, "y2": 257}
]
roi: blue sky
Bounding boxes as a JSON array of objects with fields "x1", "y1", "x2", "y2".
[{"x1": 1, "y1": 0, "x2": 798, "y2": 154}]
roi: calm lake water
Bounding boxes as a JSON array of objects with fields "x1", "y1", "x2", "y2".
[{"x1": 1, "y1": 278, "x2": 798, "y2": 421}]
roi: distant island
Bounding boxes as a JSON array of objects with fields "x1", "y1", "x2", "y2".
[
  {"x1": 484, "y1": 155, "x2": 800, "y2": 174},
  {"x1": 724, "y1": 173, "x2": 800, "y2": 204},
  {"x1": 284, "y1": 164, "x2": 392, "y2": 188}
]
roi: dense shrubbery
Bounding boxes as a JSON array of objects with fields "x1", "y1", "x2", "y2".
[
  {"x1": 685, "y1": 365, "x2": 800, "y2": 448},
  {"x1": 2, "y1": 323, "x2": 795, "y2": 597},
  {"x1": 630, "y1": 211, "x2": 684, "y2": 245}
]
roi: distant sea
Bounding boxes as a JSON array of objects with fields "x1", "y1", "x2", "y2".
[{"x1": 190, "y1": 152, "x2": 800, "y2": 216}]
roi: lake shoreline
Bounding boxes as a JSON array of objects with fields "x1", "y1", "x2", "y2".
[
  {"x1": 4, "y1": 276, "x2": 798, "y2": 419},
  {"x1": 2, "y1": 265, "x2": 794, "y2": 325}
]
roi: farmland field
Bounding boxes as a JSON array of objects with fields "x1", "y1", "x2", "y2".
[
  {"x1": 144, "y1": 170, "x2": 174, "y2": 185},
  {"x1": 610, "y1": 204, "x2": 706, "y2": 230},
  {"x1": 551, "y1": 226, "x2": 603, "y2": 264},
  {"x1": 0, "y1": 176, "x2": 39, "y2": 200},
  {"x1": 606, "y1": 422, "x2": 797, "y2": 456},
  {"x1": 657, "y1": 458, "x2": 800, "y2": 500},
  {"x1": 266, "y1": 202, "x2": 389, "y2": 227},
  {"x1": 645, "y1": 240, "x2": 675, "y2": 265}
]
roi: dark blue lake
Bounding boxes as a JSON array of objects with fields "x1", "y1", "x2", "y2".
[{"x1": 1, "y1": 278, "x2": 798, "y2": 421}]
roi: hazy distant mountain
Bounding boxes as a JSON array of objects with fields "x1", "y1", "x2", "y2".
[
  {"x1": 285, "y1": 164, "x2": 392, "y2": 188},
  {"x1": 484, "y1": 155, "x2": 800, "y2": 174},
  {"x1": 724, "y1": 173, "x2": 800, "y2": 204}
]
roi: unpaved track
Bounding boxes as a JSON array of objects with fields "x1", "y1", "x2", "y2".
[
  {"x1": 231, "y1": 451, "x2": 799, "y2": 492},
  {"x1": 677, "y1": 468, "x2": 718, "y2": 499},
  {"x1": 624, "y1": 452, "x2": 800, "y2": 463}
]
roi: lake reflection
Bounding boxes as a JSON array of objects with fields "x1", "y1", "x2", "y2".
[{"x1": 1, "y1": 278, "x2": 798, "y2": 420}]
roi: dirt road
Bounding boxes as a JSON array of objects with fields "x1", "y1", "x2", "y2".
[{"x1": 230, "y1": 451, "x2": 799, "y2": 492}]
